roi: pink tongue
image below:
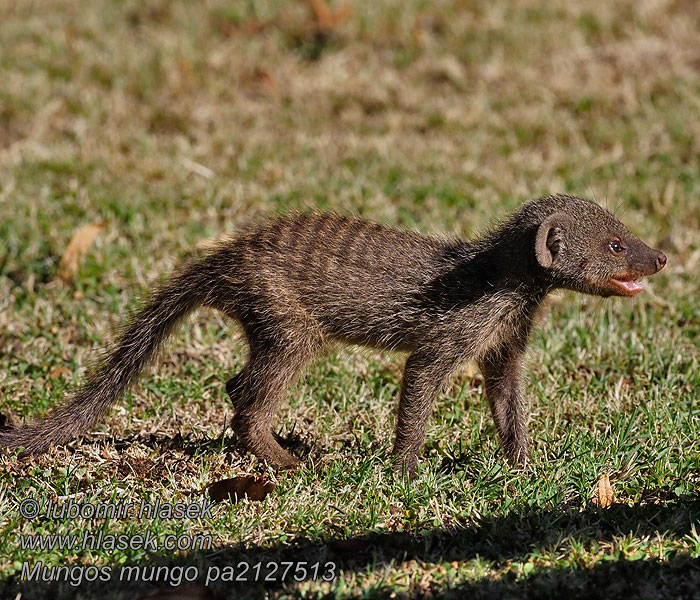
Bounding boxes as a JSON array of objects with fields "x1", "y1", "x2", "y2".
[{"x1": 619, "y1": 279, "x2": 643, "y2": 292}]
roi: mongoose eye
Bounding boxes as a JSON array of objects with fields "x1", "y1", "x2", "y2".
[{"x1": 608, "y1": 240, "x2": 624, "y2": 254}]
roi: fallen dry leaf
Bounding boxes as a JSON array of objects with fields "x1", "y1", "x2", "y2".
[
  {"x1": 57, "y1": 221, "x2": 107, "y2": 283},
  {"x1": 207, "y1": 476, "x2": 276, "y2": 502},
  {"x1": 301, "y1": 0, "x2": 351, "y2": 31},
  {"x1": 595, "y1": 473, "x2": 615, "y2": 509},
  {"x1": 49, "y1": 365, "x2": 70, "y2": 380}
]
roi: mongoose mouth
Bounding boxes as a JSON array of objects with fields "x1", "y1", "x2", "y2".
[{"x1": 609, "y1": 277, "x2": 644, "y2": 295}]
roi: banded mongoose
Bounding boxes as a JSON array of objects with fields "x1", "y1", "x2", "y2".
[{"x1": 0, "y1": 194, "x2": 666, "y2": 477}]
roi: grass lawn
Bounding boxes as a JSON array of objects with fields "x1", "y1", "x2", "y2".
[{"x1": 1, "y1": 0, "x2": 699, "y2": 598}]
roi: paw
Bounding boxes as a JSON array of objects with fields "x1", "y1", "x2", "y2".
[
  {"x1": 392, "y1": 453, "x2": 418, "y2": 480},
  {"x1": 506, "y1": 447, "x2": 530, "y2": 470},
  {"x1": 274, "y1": 452, "x2": 301, "y2": 470}
]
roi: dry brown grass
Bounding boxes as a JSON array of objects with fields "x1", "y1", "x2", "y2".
[{"x1": 1, "y1": 1, "x2": 699, "y2": 598}]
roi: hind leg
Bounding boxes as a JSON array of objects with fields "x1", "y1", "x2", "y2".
[{"x1": 227, "y1": 332, "x2": 322, "y2": 468}]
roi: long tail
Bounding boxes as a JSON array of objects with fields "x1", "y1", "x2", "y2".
[{"x1": 0, "y1": 255, "x2": 219, "y2": 454}]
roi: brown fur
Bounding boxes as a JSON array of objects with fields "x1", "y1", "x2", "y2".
[{"x1": 0, "y1": 195, "x2": 666, "y2": 477}]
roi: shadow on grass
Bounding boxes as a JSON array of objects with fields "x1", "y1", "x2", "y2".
[
  {"x1": 435, "y1": 556, "x2": 700, "y2": 599},
  {"x1": 3, "y1": 496, "x2": 700, "y2": 599},
  {"x1": 108, "y1": 428, "x2": 314, "y2": 461}
]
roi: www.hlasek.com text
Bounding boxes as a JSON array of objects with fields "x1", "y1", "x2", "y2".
[{"x1": 21, "y1": 530, "x2": 212, "y2": 552}]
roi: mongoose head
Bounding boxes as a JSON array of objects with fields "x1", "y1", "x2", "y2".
[{"x1": 532, "y1": 195, "x2": 666, "y2": 297}]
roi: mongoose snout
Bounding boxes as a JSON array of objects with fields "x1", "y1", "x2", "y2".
[
  {"x1": 606, "y1": 248, "x2": 666, "y2": 296},
  {"x1": 0, "y1": 194, "x2": 666, "y2": 479},
  {"x1": 604, "y1": 241, "x2": 666, "y2": 296}
]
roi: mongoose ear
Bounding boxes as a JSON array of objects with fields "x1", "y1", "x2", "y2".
[{"x1": 535, "y1": 212, "x2": 573, "y2": 268}]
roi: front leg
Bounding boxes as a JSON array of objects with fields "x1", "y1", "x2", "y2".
[
  {"x1": 392, "y1": 348, "x2": 462, "y2": 479},
  {"x1": 479, "y1": 345, "x2": 530, "y2": 467}
]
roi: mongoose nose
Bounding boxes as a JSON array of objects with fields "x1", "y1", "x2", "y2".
[{"x1": 656, "y1": 252, "x2": 667, "y2": 272}]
